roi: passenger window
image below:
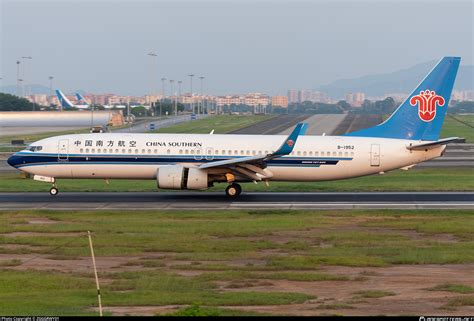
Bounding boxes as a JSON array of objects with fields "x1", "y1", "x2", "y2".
[
  {"x1": 85, "y1": 148, "x2": 90, "y2": 153},
  {"x1": 252, "y1": 150, "x2": 256, "y2": 155},
  {"x1": 246, "y1": 150, "x2": 250, "y2": 155},
  {"x1": 91, "y1": 149, "x2": 95, "y2": 153},
  {"x1": 240, "y1": 150, "x2": 244, "y2": 155},
  {"x1": 115, "y1": 149, "x2": 119, "y2": 153},
  {"x1": 179, "y1": 149, "x2": 183, "y2": 154},
  {"x1": 339, "y1": 151, "x2": 342, "y2": 156},
  {"x1": 185, "y1": 149, "x2": 189, "y2": 154},
  {"x1": 128, "y1": 149, "x2": 132, "y2": 154},
  {"x1": 265, "y1": 150, "x2": 268, "y2": 154},
  {"x1": 142, "y1": 149, "x2": 145, "y2": 154},
  {"x1": 315, "y1": 151, "x2": 319, "y2": 156},
  {"x1": 80, "y1": 148, "x2": 84, "y2": 153},
  {"x1": 297, "y1": 151, "x2": 301, "y2": 156},
  {"x1": 351, "y1": 152, "x2": 354, "y2": 156},
  {"x1": 344, "y1": 151, "x2": 348, "y2": 156},
  {"x1": 167, "y1": 149, "x2": 171, "y2": 154},
  {"x1": 303, "y1": 151, "x2": 307, "y2": 156},
  {"x1": 97, "y1": 149, "x2": 101, "y2": 153},
  {"x1": 234, "y1": 150, "x2": 238, "y2": 155},
  {"x1": 121, "y1": 149, "x2": 125, "y2": 153},
  {"x1": 333, "y1": 151, "x2": 337, "y2": 156},
  {"x1": 190, "y1": 149, "x2": 194, "y2": 154},
  {"x1": 135, "y1": 149, "x2": 138, "y2": 154},
  {"x1": 222, "y1": 150, "x2": 226, "y2": 155},
  {"x1": 309, "y1": 151, "x2": 313, "y2": 156},
  {"x1": 154, "y1": 149, "x2": 157, "y2": 154},
  {"x1": 228, "y1": 150, "x2": 232, "y2": 155}
]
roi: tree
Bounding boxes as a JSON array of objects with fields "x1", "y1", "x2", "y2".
[{"x1": 0, "y1": 93, "x2": 43, "y2": 111}]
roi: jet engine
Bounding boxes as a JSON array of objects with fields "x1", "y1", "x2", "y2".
[{"x1": 157, "y1": 165, "x2": 208, "y2": 190}]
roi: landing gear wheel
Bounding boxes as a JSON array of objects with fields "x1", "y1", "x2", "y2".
[
  {"x1": 49, "y1": 187, "x2": 59, "y2": 196},
  {"x1": 225, "y1": 183, "x2": 242, "y2": 197}
]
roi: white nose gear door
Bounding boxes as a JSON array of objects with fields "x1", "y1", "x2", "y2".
[
  {"x1": 370, "y1": 144, "x2": 380, "y2": 167},
  {"x1": 58, "y1": 139, "x2": 69, "y2": 161}
]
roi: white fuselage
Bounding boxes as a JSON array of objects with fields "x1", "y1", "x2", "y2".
[{"x1": 11, "y1": 133, "x2": 444, "y2": 182}]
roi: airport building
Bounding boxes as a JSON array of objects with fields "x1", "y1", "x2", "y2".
[
  {"x1": 345, "y1": 92, "x2": 366, "y2": 107},
  {"x1": 271, "y1": 95, "x2": 289, "y2": 108}
]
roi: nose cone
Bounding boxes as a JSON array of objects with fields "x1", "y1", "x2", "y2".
[{"x1": 7, "y1": 153, "x2": 21, "y2": 168}]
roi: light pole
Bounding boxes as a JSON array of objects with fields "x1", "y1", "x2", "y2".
[
  {"x1": 161, "y1": 77, "x2": 167, "y2": 117},
  {"x1": 199, "y1": 76, "x2": 205, "y2": 114},
  {"x1": 18, "y1": 79, "x2": 23, "y2": 98},
  {"x1": 148, "y1": 51, "x2": 157, "y2": 115},
  {"x1": 188, "y1": 74, "x2": 194, "y2": 114},
  {"x1": 48, "y1": 76, "x2": 54, "y2": 107},
  {"x1": 169, "y1": 79, "x2": 174, "y2": 115},
  {"x1": 16, "y1": 61, "x2": 21, "y2": 97},
  {"x1": 21, "y1": 56, "x2": 32, "y2": 97}
]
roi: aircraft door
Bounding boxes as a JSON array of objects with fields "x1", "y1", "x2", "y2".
[
  {"x1": 58, "y1": 139, "x2": 69, "y2": 161},
  {"x1": 370, "y1": 144, "x2": 380, "y2": 167}
]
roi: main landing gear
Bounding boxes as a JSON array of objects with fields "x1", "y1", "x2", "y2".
[{"x1": 225, "y1": 183, "x2": 242, "y2": 197}]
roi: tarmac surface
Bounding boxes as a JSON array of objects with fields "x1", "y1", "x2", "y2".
[
  {"x1": 229, "y1": 114, "x2": 310, "y2": 134},
  {"x1": 278, "y1": 114, "x2": 346, "y2": 135},
  {"x1": 0, "y1": 192, "x2": 472, "y2": 210}
]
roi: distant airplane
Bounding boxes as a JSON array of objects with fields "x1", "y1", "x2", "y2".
[
  {"x1": 9, "y1": 57, "x2": 461, "y2": 197},
  {"x1": 55, "y1": 89, "x2": 89, "y2": 109},
  {"x1": 75, "y1": 93, "x2": 90, "y2": 106}
]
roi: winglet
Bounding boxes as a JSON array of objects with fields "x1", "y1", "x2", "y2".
[
  {"x1": 300, "y1": 123, "x2": 308, "y2": 135},
  {"x1": 273, "y1": 123, "x2": 304, "y2": 156}
]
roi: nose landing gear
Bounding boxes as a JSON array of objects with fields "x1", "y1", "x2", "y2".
[{"x1": 49, "y1": 184, "x2": 59, "y2": 196}]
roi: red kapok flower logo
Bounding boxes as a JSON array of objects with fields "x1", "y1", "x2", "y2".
[{"x1": 409, "y1": 90, "x2": 445, "y2": 122}]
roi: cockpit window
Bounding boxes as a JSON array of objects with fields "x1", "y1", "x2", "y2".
[{"x1": 25, "y1": 146, "x2": 42, "y2": 152}]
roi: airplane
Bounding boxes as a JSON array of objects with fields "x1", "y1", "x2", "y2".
[
  {"x1": 8, "y1": 57, "x2": 461, "y2": 197},
  {"x1": 75, "y1": 93, "x2": 90, "y2": 106},
  {"x1": 55, "y1": 89, "x2": 89, "y2": 109}
]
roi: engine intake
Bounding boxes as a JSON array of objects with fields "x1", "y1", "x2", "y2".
[{"x1": 157, "y1": 165, "x2": 208, "y2": 190}]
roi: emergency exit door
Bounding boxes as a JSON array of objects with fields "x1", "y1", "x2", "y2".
[{"x1": 370, "y1": 144, "x2": 380, "y2": 167}]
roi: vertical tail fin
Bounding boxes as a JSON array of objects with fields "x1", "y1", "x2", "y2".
[
  {"x1": 345, "y1": 57, "x2": 461, "y2": 141},
  {"x1": 55, "y1": 90, "x2": 74, "y2": 109},
  {"x1": 76, "y1": 93, "x2": 89, "y2": 105}
]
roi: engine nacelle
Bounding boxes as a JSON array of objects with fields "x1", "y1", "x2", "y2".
[{"x1": 157, "y1": 165, "x2": 208, "y2": 190}]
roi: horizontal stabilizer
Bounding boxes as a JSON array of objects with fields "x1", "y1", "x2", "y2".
[{"x1": 406, "y1": 137, "x2": 462, "y2": 150}]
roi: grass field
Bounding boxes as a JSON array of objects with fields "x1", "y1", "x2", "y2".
[
  {"x1": 152, "y1": 114, "x2": 274, "y2": 134},
  {"x1": 1, "y1": 167, "x2": 473, "y2": 192},
  {"x1": 442, "y1": 115, "x2": 474, "y2": 142},
  {"x1": 0, "y1": 209, "x2": 473, "y2": 315}
]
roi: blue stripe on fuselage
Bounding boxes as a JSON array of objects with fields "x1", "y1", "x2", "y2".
[{"x1": 9, "y1": 152, "x2": 352, "y2": 169}]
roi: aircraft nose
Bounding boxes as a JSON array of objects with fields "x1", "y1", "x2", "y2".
[{"x1": 7, "y1": 153, "x2": 21, "y2": 168}]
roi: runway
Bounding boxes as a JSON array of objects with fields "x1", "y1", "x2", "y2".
[{"x1": 0, "y1": 192, "x2": 473, "y2": 210}]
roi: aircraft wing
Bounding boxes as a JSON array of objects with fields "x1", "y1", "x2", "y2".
[
  {"x1": 198, "y1": 123, "x2": 305, "y2": 180},
  {"x1": 406, "y1": 137, "x2": 462, "y2": 151}
]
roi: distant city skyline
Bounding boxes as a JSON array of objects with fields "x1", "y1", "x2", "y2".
[{"x1": 1, "y1": 0, "x2": 472, "y2": 96}]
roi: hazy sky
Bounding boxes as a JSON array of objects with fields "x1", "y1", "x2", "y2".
[{"x1": 1, "y1": 0, "x2": 472, "y2": 95}]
